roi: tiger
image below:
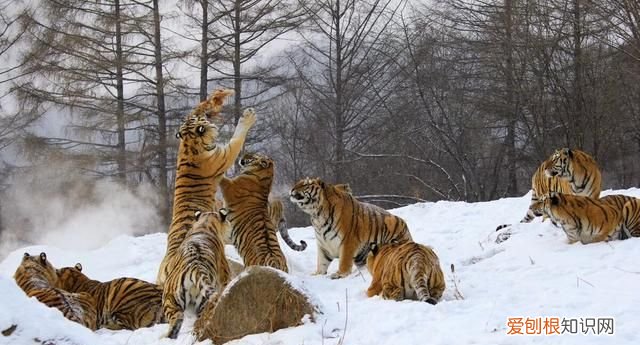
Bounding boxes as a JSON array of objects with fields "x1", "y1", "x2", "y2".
[
  {"x1": 496, "y1": 148, "x2": 601, "y2": 231},
  {"x1": 55, "y1": 263, "x2": 164, "y2": 331},
  {"x1": 268, "y1": 198, "x2": 307, "y2": 251},
  {"x1": 13, "y1": 252, "x2": 97, "y2": 330},
  {"x1": 289, "y1": 177, "x2": 413, "y2": 279},
  {"x1": 219, "y1": 152, "x2": 289, "y2": 272},
  {"x1": 156, "y1": 89, "x2": 256, "y2": 286},
  {"x1": 365, "y1": 241, "x2": 445, "y2": 304},
  {"x1": 539, "y1": 192, "x2": 640, "y2": 244},
  {"x1": 162, "y1": 208, "x2": 232, "y2": 339}
]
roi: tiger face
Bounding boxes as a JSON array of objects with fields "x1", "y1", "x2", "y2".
[
  {"x1": 289, "y1": 178, "x2": 326, "y2": 213},
  {"x1": 540, "y1": 192, "x2": 569, "y2": 221},
  {"x1": 14, "y1": 252, "x2": 59, "y2": 290},
  {"x1": 543, "y1": 148, "x2": 572, "y2": 178},
  {"x1": 176, "y1": 114, "x2": 219, "y2": 154},
  {"x1": 238, "y1": 152, "x2": 273, "y2": 174}
]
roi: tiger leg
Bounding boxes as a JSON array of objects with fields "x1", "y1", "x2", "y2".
[
  {"x1": 218, "y1": 108, "x2": 257, "y2": 173},
  {"x1": 162, "y1": 290, "x2": 185, "y2": 339},
  {"x1": 623, "y1": 200, "x2": 640, "y2": 238},
  {"x1": 313, "y1": 245, "x2": 332, "y2": 276},
  {"x1": 331, "y1": 243, "x2": 357, "y2": 279},
  {"x1": 366, "y1": 278, "x2": 383, "y2": 297},
  {"x1": 381, "y1": 282, "x2": 403, "y2": 301}
]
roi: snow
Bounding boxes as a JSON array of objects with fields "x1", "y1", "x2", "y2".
[{"x1": 2, "y1": 189, "x2": 640, "y2": 345}]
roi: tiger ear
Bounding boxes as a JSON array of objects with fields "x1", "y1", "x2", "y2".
[
  {"x1": 369, "y1": 242, "x2": 379, "y2": 256},
  {"x1": 75, "y1": 263, "x2": 83, "y2": 271},
  {"x1": 318, "y1": 179, "x2": 325, "y2": 189},
  {"x1": 219, "y1": 208, "x2": 229, "y2": 221},
  {"x1": 39, "y1": 252, "x2": 47, "y2": 264},
  {"x1": 23, "y1": 252, "x2": 30, "y2": 259},
  {"x1": 567, "y1": 149, "x2": 573, "y2": 158},
  {"x1": 195, "y1": 210, "x2": 202, "y2": 221},
  {"x1": 260, "y1": 160, "x2": 269, "y2": 168}
]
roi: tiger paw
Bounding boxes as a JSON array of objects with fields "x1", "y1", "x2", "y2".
[
  {"x1": 239, "y1": 108, "x2": 257, "y2": 128},
  {"x1": 329, "y1": 271, "x2": 350, "y2": 279}
]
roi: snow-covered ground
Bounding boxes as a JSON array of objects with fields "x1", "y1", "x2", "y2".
[{"x1": 2, "y1": 189, "x2": 640, "y2": 345}]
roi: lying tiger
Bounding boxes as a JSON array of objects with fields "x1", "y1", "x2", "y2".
[
  {"x1": 497, "y1": 148, "x2": 601, "y2": 231},
  {"x1": 14, "y1": 252, "x2": 97, "y2": 330},
  {"x1": 157, "y1": 89, "x2": 256, "y2": 286},
  {"x1": 163, "y1": 209, "x2": 232, "y2": 339},
  {"x1": 366, "y1": 241, "x2": 445, "y2": 304},
  {"x1": 220, "y1": 152, "x2": 289, "y2": 272},
  {"x1": 56, "y1": 263, "x2": 164, "y2": 331},
  {"x1": 290, "y1": 177, "x2": 413, "y2": 279},
  {"x1": 537, "y1": 192, "x2": 640, "y2": 244}
]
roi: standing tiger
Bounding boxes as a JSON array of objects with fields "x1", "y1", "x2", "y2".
[
  {"x1": 497, "y1": 148, "x2": 601, "y2": 231},
  {"x1": 289, "y1": 178, "x2": 413, "y2": 279},
  {"x1": 13, "y1": 252, "x2": 97, "y2": 330},
  {"x1": 539, "y1": 192, "x2": 640, "y2": 244},
  {"x1": 55, "y1": 264, "x2": 164, "y2": 331},
  {"x1": 162, "y1": 209, "x2": 232, "y2": 339},
  {"x1": 220, "y1": 152, "x2": 289, "y2": 272},
  {"x1": 156, "y1": 89, "x2": 256, "y2": 286},
  {"x1": 366, "y1": 241, "x2": 445, "y2": 304},
  {"x1": 268, "y1": 198, "x2": 307, "y2": 251}
]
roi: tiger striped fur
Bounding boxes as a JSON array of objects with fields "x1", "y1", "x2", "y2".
[
  {"x1": 366, "y1": 242, "x2": 445, "y2": 304},
  {"x1": 497, "y1": 148, "x2": 601, "y2": 231},
  {"x1": 540, "y1": 193, "x2": 640, "y2": 244},
  {"x1": 156, "y1": 89, "x2": 256, "y2": 287},
  {"x1": 290, "y1": 177, "x2": 413, "y2": 279},
  {"x1": 14, "y1": 252, "x2": 97, "y2": 330},
  {"x1": 162, "y1": 209, "x2": 232, "y2": 339},
  {"x1": 220, "y1": 152, "x2": 289, "y2": 272},
  {"x1": 268, "y1": 198, "x2": 307, "y2": 251},
  {"x1": 56, "y1": 264, "x2": 163, "y2": 330}
]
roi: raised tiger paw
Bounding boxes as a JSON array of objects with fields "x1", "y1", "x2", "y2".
[{"x1": 239, "y1": 108, "x2": 257, "y2": 129}]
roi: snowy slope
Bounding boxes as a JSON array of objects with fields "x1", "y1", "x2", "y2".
[{"x1": 2, "y1": 189, "x2": 640, "y2": 345}]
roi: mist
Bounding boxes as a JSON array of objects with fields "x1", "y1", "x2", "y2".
[{"x1": 0, "y1": 163, "x2": 163, "y2": 260}]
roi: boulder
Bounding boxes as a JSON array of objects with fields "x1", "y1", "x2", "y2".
[
  {"x1": 194, "y1": 266, "x2": 319, "y2": 344},
  {"x1": 227, "y1": 258, "x2": 244, "y2": 278}
]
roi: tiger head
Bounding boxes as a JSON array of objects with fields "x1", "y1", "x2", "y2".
[
  {"x1": 543, "y1": 148, "x2": 573, "y2": 178},
  {"x1": 14, "y1": 252, "x2": 59, "y2": 289},
  {"x1": 56, "y1": 263, "x2": 89, "y2": 291},
  {"x1": 176, "y1": 114, "x2": 219, "y2": 156},
  {"x1": 175, "y1": 89, "x2": 234, "y2": 158},
  {"x1": 540, "y1": 192, "x2": 568, "y2": 220},
  {"x1": 289, "y1": 177, "x2": 328, "y2": 213},
  {"x1": 529, "y1": 198, "x2": 546, "y2": 218},
  {"x1": 238, "y1": 152, "x2": 274, "y2": 175},
  {"x1": 194, "y1": 208, "x2": 231, "y2": 238}
]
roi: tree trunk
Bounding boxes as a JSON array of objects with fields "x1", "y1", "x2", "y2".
[
  {"x1": 334, "y1": 0, "x2": 344, "y2": 182},
  {"x1": 200, "y1": 0, "x2": 208, "y2": 101},
  {"x1": 152, "y1": 0, "x2": 169, "y2": 223},
  {"x1": 115, "y1": 0, "x2": 127, "y2": 183},
  {"x1": 504, "y1": 0, "x2": 518, "y2": 195},
  {"x1": 572, "y1": 0, "x2": 585, "y2": 148},
  {"x1": 233, "y1": 0, "x2": 242, "y2": 124}
]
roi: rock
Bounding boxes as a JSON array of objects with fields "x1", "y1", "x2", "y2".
[
  {"x1": 194, "y1": 266, "x2": 320, "y2": 344},
  {"x1": 227, "y1": 258, "x2": 244, "y2": 278}
]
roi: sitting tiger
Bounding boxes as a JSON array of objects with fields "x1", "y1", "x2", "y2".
[
  {"x1": 539, "y1": 192, "x2": 640, "y2": 244},
  {"x1": 163, "y1": 209, "x2": 232, "y2": 339},
  {"x1": 290, "y1": 178, "x2": 413, "y2": 279},
  {"x1": 14, "y1": 252, "x2": 97, "y2": 330},
  {"x1": 157, "y1": 89, "x2": 256, "y2": 286},
  {"x1": 268, "y1": 198, "x2": 307, "y2": 251},
  {"x1": 366, "y1": 241, "x2": 445, "y2": 304},
  {"x1": 497, "y1": 148, "x2": 601, "y2": 231},
  {"x1": 220, "y1": 152, "x2": 289, "y2": 272},
  {"x1": 55, "y1": 263, "x2": 164, "y2": 331}
]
